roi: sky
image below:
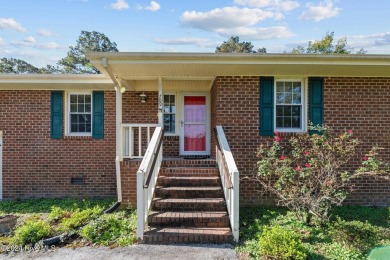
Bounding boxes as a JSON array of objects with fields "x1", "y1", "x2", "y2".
[{"x1": 1, "y1": 0, "x2": 390, "y2": 67}]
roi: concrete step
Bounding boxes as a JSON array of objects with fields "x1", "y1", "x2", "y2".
[
  {"x1": 151, "y1": 198, "x2": 226, "y2": 211},
  {"x1": 158, "y1": 176, "x2": 220, "y2": 187},
  {"x1": 154, "y1": 186, "x2": 224, "y2": 198},
  {"x1": 143, "y1": 227, "x2": 233, "y2": 244},
  {"x1": 148, "y1": 211, "x2": 230, "y2": 228}
]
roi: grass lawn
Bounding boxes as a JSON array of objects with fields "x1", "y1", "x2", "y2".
[
  {"x1": 236, "y1": 206, "x2": 390, "y2": 259},
  {"x1": 0, "y1": 198, "x2": 137, "y2": 251}
]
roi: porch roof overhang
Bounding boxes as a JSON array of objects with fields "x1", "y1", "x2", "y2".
[
  {"x1": 87, "y1": 52, "x2": 390, "y2": 82},
  {"x1": 0, "y1": 74, "x2": 114, "y2": 90}
]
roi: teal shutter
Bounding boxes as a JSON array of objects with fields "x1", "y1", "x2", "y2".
[
  {"x1": 50, "y1": 91, "x2": 63, "y2": 139},
  {"x1": 309, "y1": 78, "x2": 324, "y2": 131},
  {"x1": 260, "y1": 77, "x2": 274, "y2": 136},
  {"x1": 92, "y1": 91, "x2": 104, "y2": 139}
]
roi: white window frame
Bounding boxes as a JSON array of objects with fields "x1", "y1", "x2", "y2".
[
  {"x1": 274, "y1": 78, "x2": 307, "y2": 133},
  {"x1": 163, "y1": 93, "x2": 178, "y2": 136},
  {"x1": 66, "y1": 91, "x2": 93, "y2": 136}
]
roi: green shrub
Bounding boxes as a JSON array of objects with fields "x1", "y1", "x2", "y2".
[
  {"x1": 329, "y1": 218, "x2": 388, "y2": 253},
  {"x1": 80, "y1": 211, "x2": 137, "y2": 246},
  {"x1": 48, "y1": 206, "x2": 71, "y2": 223},
  {"x1": 322, "y1": 242, "x2": 362, "y2": 260},
  {"x1": 58, "y1": 206, "x2": 102, "y2": 232},
  {"x1": 258, "y1": 225, "x2": 307, "y2": 260},
  {"x1": 13, "y1": 220, "x2": 50, "y2": 245}
]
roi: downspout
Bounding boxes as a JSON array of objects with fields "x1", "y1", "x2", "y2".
[{"x1": 102, "y1": 57, "x2": 123, "y2": 204}]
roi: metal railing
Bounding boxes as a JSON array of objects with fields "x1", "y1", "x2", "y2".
[
  {"x1": 136, "y1": 127, "x2": 164, "y2": 240},
  {"x1": 215, "y1": 126, "x2": 239, "y2": 242},
  {"x1": 122, "y1": 124, "x2": 157, "y2": 159}
]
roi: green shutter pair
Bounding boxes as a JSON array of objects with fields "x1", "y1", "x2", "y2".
[
  {"x1": 50, "y1": 91, "x2": 104, "y2": 139},
  {"x1": 259, "y1": 77, "x2": 324, "y2": 136}
]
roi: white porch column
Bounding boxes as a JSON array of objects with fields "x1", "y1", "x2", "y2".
[
  {"x1": 157, "y1": 77, "x2": 163, "y2": 126},
  {"x1": 115, "y1": 85, "x2": 123, "y2": 202}
]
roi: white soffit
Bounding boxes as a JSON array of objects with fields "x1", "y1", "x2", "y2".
[
  {"x1": 0, "y1": 74, "x2": 114, "y2": 90},
  {"x1": 87, "y1": 52, "x2": 390, "y2": 78}
]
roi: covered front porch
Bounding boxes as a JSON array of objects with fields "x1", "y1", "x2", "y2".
[{"x1": 88, "y1": 54, "x2": 239, "y2": 243}]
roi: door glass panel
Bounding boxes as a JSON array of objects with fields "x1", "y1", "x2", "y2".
[
  {"x1": 183, "y1": 96, "x2": 207, "y2": 152},
  {"x1": 184, "y1": 96, "x2": 206, "y2": 123},
  {"x1": 184, "y1": 125, "x2": 206, "y2": 152}
]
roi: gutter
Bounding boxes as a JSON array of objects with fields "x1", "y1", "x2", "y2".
[{"x1": 101, "y1": 57, "x2": 123, "y2": 203}]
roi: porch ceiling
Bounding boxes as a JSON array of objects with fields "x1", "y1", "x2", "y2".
[{"x1": 87, "y1": 52, "x2": 390, "y2": 80}]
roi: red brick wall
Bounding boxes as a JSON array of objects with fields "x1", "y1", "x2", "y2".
[
  {"x1": 0, "y1": 90, "x2": 117, "y2": 199},
  {"x1": 324, "y1": 78, "x2": 390, "y2": 205},
  {"x1": 212, "y1": 76, "x2": 390, "y2": 206}
]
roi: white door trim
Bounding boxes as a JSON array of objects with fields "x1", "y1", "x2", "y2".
[
  {"x1": 0, "y1": 131, "x2": 3, "y2": 200},
  {"x1": 180, "y1": 93, "x2": 210, "y2": 156}
]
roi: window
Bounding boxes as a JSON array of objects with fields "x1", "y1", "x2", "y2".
[
  {"x1": 69, "y1": 93, "x2": 92, "y2": 134},
  {"x1": 275, "y1": 80, "x2": 305, "y2": 131},
  {"x1": 163, "y1": 94, "x2": 176, "y2": 134}
]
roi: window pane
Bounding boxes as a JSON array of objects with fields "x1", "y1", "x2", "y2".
[
  {"x1": 85, "y1": 104, "x2": 91, "y2": 113},
  {"x1": 284, "y1": 82, "x2": 292, "y2": 92},
  {"x1": 292, "y1": 116, "x2": 300, "y2": 128},
  {"x1": 293, "y1": 93, "x2": 301, "y2": 104},
  {"x1": 171, "y1": 115, "x2": 175, "y2": 130},
  {"x1": 284, "y1": 92, "x2": 292, "y2": 104},
  {"x1": 78, "y1": 95, "x2": 84, "y2": 103},
  {"x1": 276, "y1": 93, "x2": 285, "y2": 104},
  {"x1": 276, "y1": 117, "x2": 283, "y2": 128},
  {"x1": 78, "y1": 114, "x2": 86, "y2": 123},
  {"x1": 79, "y1": 124, "x2": 85, "y2": 132},
  {"x1": 276, "y1": 82, "x2": 284, "y2": 93},
  {"x1": 283, "y1": 117, "x2": 291, "y2": 128},
  {"x1": 70, "y1": 104, "x2": 77, "y2": 112},
  {"x1": 276, "y1": 106, "x2": 283, "y2": 116},
  {"x1": 78, "y1": 104, "x2": 84, "y2": 113},
  {"x1": 284, "y1": 106, "x2": 291, "y2": 117},
  {"x1": 70, "y1": 95, "x2": 77, "y2": 103},
  {"x1": 163, "y1": 95, "x2": 176, "y2": 133},
  {"x1": 292, "y1": 106, "x2": 300, "y2": 116},
  {"x1": 69, "y1": 94, "x2": 92, "y2": 134},
  {"x1": 71, "y1": 114, "x2": 78, "y2": 124}
]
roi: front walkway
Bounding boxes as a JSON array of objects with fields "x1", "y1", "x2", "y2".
[{"x1": 3, "y1": 244, "x2": 237, "y2": 260}]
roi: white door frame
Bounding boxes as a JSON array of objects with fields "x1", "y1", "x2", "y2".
[
  {"x1": 179, "y1": 93, "x2": 210, "y2": 156},
  {"x1": 0, "y1": 131, "x2": 3, "y2": 200}
]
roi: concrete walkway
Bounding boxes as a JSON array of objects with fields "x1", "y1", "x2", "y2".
[{"x1": 2, "y1": 244, "x2": 238, "y2": 260}]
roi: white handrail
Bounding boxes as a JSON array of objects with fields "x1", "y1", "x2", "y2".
[
  {"x1": 215, "y1": 125, "x2": 239, "y2": 242},
  {"x1": 122, "y1": 124, "x2": 157, "y2": 158},
  {"x1": 137, "y1": 126, "x2": 164, "y2": 240}
]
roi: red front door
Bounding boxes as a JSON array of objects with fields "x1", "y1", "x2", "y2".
[{"x1": 182, "y1": 95, "x2": 207, "y2": 154}]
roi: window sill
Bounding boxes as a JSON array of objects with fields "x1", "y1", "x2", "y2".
[
  {"x1": 64, "y1": 134, "x2": 93, "y2": 140},
  {"x1": 275, "y1": 129, "x2": 306, "y2": 133}
]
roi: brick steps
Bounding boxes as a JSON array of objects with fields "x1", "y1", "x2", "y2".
[
  {"x1": 158, "y1": 176, "x2": 220, "y2": 186},
  {"x1": 148, "y1": 211, "x2": 229, "y2": 227},
  {"x1": 161, "y1": 167, "x2": 219, "y2": 177},
  {"x1": 143, "y1": 159, "x2": 233, "y2": 244},
  {"x1": 155, "y1": 186, "x2": 224, "y2": 198},
  {"x1": 152, "y1": 198, "x2": 226, "y2": 211},
  {"x1": 143, "y1": 227, "x2": 233, "y2": 244}
]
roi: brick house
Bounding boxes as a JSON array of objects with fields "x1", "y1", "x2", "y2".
[{"x1": 0, "y1": 53, "x2": 389, "y2": 242}]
